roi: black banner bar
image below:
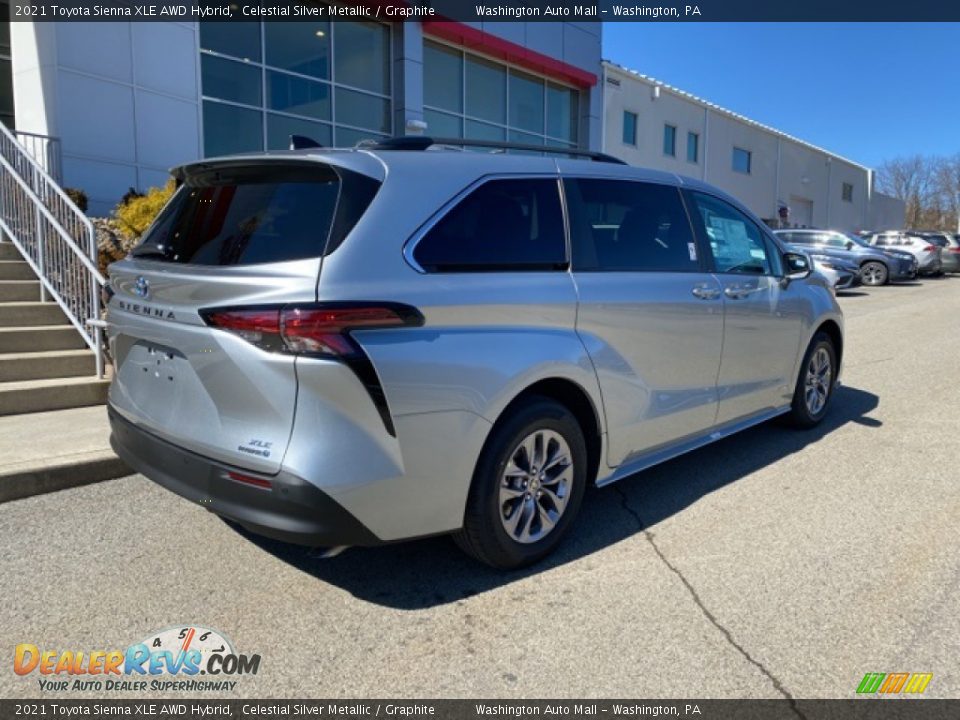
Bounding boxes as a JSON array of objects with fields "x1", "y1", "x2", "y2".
[
  {"x1": 2, "y1": 700, "x2": 959, "y2": 720},
  {"x1": 9, "y1": 0, "x2": 960, "y2": 22}
]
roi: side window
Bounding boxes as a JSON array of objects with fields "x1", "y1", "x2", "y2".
[
  {"x1": 688, "y1": 192, "x2": 772, "y2": 275},
  {"x1": 413, "y1": 178, "x2": 566, "y2": 272},
  {"x1": 826, "y1": 233, "x2": 849, "y2": 248},
  {"x1": 564, "y1": 178, "x2": 699, "y2": 272}
]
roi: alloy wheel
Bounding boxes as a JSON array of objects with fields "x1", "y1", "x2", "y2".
[
  {"x1": 861, "y1": 262, "x2": 887, "y2": 286},
  {"x1": 498, "y1": 429, "x2": 573, "y2": 544},
  {"x1": 804, "y1": 347, "x2": 832, "y2": 415}
]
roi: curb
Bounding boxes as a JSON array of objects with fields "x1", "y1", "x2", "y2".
[{"x1": 0, "y1": 454, "x2": 131, "y2": 503}]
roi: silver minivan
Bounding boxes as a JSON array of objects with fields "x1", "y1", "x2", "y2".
[{"x1": 106, "y1": 138, "x2": 844, "y2": 568}]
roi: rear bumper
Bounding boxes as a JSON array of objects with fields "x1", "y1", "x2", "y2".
[
  {"x1": 108, "y1": 405, "x2": 382, "y2": 548},
  {"x1": 918, "y1": 257, "x2": 942, "y2": 275}
]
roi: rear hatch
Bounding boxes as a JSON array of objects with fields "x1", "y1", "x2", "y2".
[{"x1": 106, "y1": 157, "x2": 381, "y2": 474}]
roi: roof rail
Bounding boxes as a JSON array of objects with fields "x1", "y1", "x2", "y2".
[{"x1": 359, "y1": 136, "x2": 627, "y2": 165}]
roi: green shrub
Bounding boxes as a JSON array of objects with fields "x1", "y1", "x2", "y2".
[
  {"x1": 113, "y1": 178, "x2": 176, "y2": 240},
  {"x1": 63, "y1": 187, "x2": 88, "y2": 213}
]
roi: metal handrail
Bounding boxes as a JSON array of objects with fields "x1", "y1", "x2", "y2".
[
  {"x1": 13, "y1": 131, "x2": 63, "y2": 184},
  {"x1": 0, "y1": 122, "x2": 105, "y2": 377}
]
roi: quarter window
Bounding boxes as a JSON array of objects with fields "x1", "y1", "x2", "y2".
[
  {"x1": 688, "y1": 192, "x2": 772, "y2": 275},
  {"x1": 732, "y1": 147, "x2": 752, "y2": 174},
  {"x1": 564, "y1": 179, "x2": 699, "y2": 273},
  {"x1": 413, "y1": 179, "x2": 566, "y2": 272}
]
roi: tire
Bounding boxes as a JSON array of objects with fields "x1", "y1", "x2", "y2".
[
  {"x1": 786, "y1": 332, "x2": 837, "y2": 429},
  {"x1": 454, "y1": 396, "x2": 588, "y2": 569},
  {"x1": 859, "y1": 260, "x2": 888, "y2": 286}
]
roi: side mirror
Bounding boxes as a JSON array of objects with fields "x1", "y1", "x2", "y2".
[
  {"x1": 783, "y1": 252, "x2": 812, "y2": 282},
  {"x1": 846, "y1": 241, "x2": 855, "y2": 250}
]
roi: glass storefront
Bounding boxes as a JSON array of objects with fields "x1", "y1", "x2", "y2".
[
  {"x1": 200, "y1": 20, "x2": 392, "y2": 156},
  {"x1": 423, "y1": 40, "x2": 579, "y2": 149}
]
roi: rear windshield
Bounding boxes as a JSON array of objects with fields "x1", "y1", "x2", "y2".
[{"x1": 132, "y1": 164, "x2": 379, "y2": 265}]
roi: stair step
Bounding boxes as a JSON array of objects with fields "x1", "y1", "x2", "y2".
[
  {"x1": 0, "y1": 349, "x2": 96, "y2": 382},
  {"x1": 0, "y1": 325, "x2": 87, "y2": 353},
  {"x1": 0, "y1": 406, "x2": 129, "y2": 503},
  {"x1": 0, "y1": 261, "x2": 35, "y2": 280},
  {"x1": 0, "y1": 301, "x2": 66, "y2": 327},
  {"x1": 0, "y1": 280, "x2": 41, "y2": 302},
  {"x1": 0, "y1": 244, "x2": 22, "y2": 260},
  {"x1": 0, "y1": 375, "x2": 110, "y2": 415}
]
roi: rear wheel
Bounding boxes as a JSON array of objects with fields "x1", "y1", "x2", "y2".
[
  {"x1": 454, "y1": 397, "x2": 587, "y2": 569},
  {"x1": 860, "y1": 261, "x2": 888, "y2": 286},
  {"x1": 787, "y1": 332, "x2": 837, "y2": 428}
]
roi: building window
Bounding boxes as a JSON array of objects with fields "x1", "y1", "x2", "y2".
[
  {"x1": 686, "y1": 131, "x2": 699, "y2": 163},
  {"x1": 732, "y1": 147, "x2": 751, "y2": 174},
  {"x1": 663, "y1": 124, "x2": 676, "y2": 157},
  {"x1": 199, "y1": 20, "x2": 392, "y2": 157},
  {"x1": 422, "y1": 39, "x2": 579, "y2": 149},
  {"x1": 842, "y1": 182, "x2": 854, "y2": 202},
  {"x1": 622, "y1": 111, "x2": 637, "y2": 146}
]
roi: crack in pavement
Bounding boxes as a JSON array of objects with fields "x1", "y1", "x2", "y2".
[{"x1": 613, "y1": 485, "x2": 807, "y2": 720}]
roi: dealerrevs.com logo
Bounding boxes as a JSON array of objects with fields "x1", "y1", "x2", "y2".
[{"x1": 14, "y1": 625, "x2": 261, "y2": 693}]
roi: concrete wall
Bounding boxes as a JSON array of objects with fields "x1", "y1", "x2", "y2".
[
  {"x1": 602, "y1": 62, "x2": 876, "y2": 232},
  {"x1": 868, "y1": 191, "x2": 907, "y2": 231},
  {"x1": 12, "y1": 22, "x2": 201, "y2": 216}
]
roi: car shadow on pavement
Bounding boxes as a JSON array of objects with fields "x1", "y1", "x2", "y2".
[{"x1": 231, "y1": 385, "x2": 879, "y2": 609}]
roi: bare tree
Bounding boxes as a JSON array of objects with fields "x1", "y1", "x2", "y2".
[{"x1": 877, "y1": 154, "x2": 959, "y2": 231}]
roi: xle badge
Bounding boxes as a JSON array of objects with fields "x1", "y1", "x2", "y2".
[{"x1": 238, "y1": 439, "x2": 273, "y2": 458}]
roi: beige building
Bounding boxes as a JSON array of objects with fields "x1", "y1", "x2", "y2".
[{"x1": 602, "y1": 61, "x2": 904, "y2": 232}]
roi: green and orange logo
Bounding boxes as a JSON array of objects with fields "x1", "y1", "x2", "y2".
[{"x1": 856, "y1": 672, "x2": 932, "y2": 695}]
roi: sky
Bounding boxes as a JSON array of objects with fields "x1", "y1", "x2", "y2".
[{"x1": 602, "y1": 23, "x2": 960, "y2": 168}]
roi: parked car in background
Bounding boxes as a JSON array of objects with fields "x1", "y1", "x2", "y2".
[
  {"x1": 913, "y1": 232, "x2": 960, "y2": 274},
  {"x1": 808, "y1": 254, "x2": 861, "y2": 292},
  {"x1": 774, "y1": 229, "x2": 916, "y2": 286},
  {"x1": 104, "y1": 137, "x2": 845, "y2": 569},
  {"x1": 865, "y1": 231, "x2": 943, "y2": 276}
]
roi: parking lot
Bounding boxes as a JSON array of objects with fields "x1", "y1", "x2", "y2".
[{"x1": 2, "y1": 276, "x2": 958, "y2": 700}]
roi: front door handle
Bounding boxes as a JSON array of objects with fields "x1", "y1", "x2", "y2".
[
  {"x1": 691, "y1": 284, "x2": 721, "y2": 300},
  {"x1": 724, "y1": 283, "x2": 758, "y2": 299}
]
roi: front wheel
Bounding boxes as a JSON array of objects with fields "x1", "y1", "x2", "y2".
[
  {"x1": 787, "y1": 332, "x2": 837, "y2": 428},
  {"x1": 454, "y1": 397, "x2": 587, "y2": 569},
  {"x1": 860, "y1": 261, "x2": 888, "y2": 286}
]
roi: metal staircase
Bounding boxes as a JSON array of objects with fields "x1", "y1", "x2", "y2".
[{"x1": 0, "y1": 121, "x2": 107, "y2": 395}]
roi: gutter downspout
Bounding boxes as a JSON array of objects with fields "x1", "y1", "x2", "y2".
[
  {"x1": 775, "y1": 138, "x2": 781, "y2": 227},
  {"x1": 702, "y1": 106, "x2": 708, "y2": 181}
]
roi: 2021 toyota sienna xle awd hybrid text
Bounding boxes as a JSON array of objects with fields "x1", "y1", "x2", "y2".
[{"x1": 106, "y1": 138, "x2": 844, "y2": 569}]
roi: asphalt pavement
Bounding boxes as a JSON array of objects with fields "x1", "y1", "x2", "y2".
[{"x1": 2, "y1": 276, "x2": 958, "y2": 700}]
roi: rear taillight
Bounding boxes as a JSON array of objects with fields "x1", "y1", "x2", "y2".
[
  {"x1": 201, "y1": 303, "x2": 423, "y2": 357},
  {"x1": 949, "y1": 247, "x2": 960, "y2": 254},
  {"x1": 923, "y1": 245, "x2": 936, "y2": 253},
  {"x1": 200, "y1": 302, "x2": 424, "y2": 438}
]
